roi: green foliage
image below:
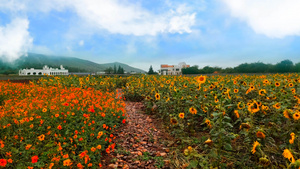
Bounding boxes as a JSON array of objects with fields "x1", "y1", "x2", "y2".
[
  {"x1": 148, "y1": 65, "x2": 156, "y2": 74},
  {"x1": 182, "y1": 60, "x2": 300, "y2": 74}
]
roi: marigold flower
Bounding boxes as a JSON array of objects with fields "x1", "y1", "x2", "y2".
[
  {"x1": 57, "y1": 125, "x2": 62, "y2": 130},
  {"x1": 38, "y1": 134, "x2": 45, "y2": 141},
  {"x1": 189, "y1": 107, "x2": 197, "y2": 115},
  {"x1": 42, "y1": 108, "x2": 47, "y2": 112},
  {"x1": 26, "y1": 144, "x2": 32, "y2": 150},
  {"x1": 251, "y1": 141, "x2": 260, "y2": 154},
  {"x1": 0, "y1": 159, "x2": 7, "y2": 167},
  {"x1": 282, "y1": 149, "x2": 295, "y2": 163},
  {"x1": 31, "y1": 155, "x2": 39, "y2": 163},
  {"x1": 63, "y1": 159, "x2": 72, "y2": 166},
  {"x1": 91, "y1": 147, "x2": 96, "y2": 152},
  {"x1": 97, "y1": 145, "x2": 102, "y2": 149},
  {"x1": 7, "y1": 159, "x2": 12, "y2": 163}
]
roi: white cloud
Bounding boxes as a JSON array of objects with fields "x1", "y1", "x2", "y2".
[
  {"x1": 222, "y1": 0, "x2": 300, "y2": 38},
  {"x1": 79, "y1": 40, "x2": 84, "y2": 46},
  {"x1": 0, "y1": 18, "x2": 33, "y2": 62},
  {"x1": 0, "y1": 0, "x2": 196, "y2": 36}
]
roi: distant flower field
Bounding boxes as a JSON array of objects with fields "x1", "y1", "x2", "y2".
[{"x1": 1, "y1": 73, "x2": 300, "y2": 168}]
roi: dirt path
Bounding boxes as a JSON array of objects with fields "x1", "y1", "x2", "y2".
[{"x1": 102, "y1": 102, "x2": 171, "y2": 169}]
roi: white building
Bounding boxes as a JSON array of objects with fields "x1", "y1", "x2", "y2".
[
  {"x1": 19, "y1": 65, "x2": 69, "y2": 76},
  {"x1": 159, "y1": 62, "x2": 190, "y2": 75}
]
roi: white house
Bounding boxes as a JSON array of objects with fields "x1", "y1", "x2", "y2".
[
  {"x1": 19, "y1": 65, "x2": 69, "y2": 76},
  {"x1": 159, "y1": 62, "x2": 190, "y2": 75}
]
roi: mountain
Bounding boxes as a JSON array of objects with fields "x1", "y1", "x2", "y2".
[{"x1": 9, "y1": 53, "x2": 146, "y2": 73}]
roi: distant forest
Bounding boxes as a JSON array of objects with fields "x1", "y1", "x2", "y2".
[{"x1": 182, "y1": 59, "x2": 300, "y2": 74}]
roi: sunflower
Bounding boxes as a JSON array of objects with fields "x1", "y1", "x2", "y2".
[
  {"x1": 179, "y1": 113, "x2": 184, "y2": 119},
  {"x1": 204, "y1": 138, "x2": 213, "y2": 145},
  {"x1": 289, "y1": 83, "x2": 294, "y2": 87},
  {"x1": 196, "y1": 75, "x2": 206, "y2": 84},
  {"x1": 214, "y1": 98, "x2": 219, "y2": 103},
  {"x1": 289, "y1": 133, "x2": 295, "y2": 144},
  {"x1": 42, "y1": 108, "x2": 47, "y2": 113},
  {"x1": 248, "y1": 102, "x2": 260, "y2": 113},
  {"x1": 240, "y1": 123, "x2": 251, "y2": 130},
  {"x1": 251, "y1": 141, "x2": 260, "y2": 154},
  {"x1": 155, "y1": 93, "x2": 160, "y2": 100},
  {"x1": 170, "y1": 118, "x2": 178, "y2": 125},
  {"x1": 237, "y1": 102, "x2": 245, "y2": 109},
  {"x1": 205, "y1": 119, "x2": 212, "y2": 128},
  {"x1": 234, "y1": 89, "x2": 239, "y2": 93},
  {"x1": 86, "y1": 77, "x2": 89, "y2": 81},
  {"x1": 293, "y1": 111, "x2": 300, "y2": 120},
  {"x1": 234, "y1": 110, "x2": 240, "y2": 118},
  {"x1": 258, "y1": 89, "x2": 266, "y2": 96},
  {"x1": 283, "y1": 109, "x2": 291, "y2": 119},
  {"x1": 189, "y1": 107, "x2": 197, "y2": 115},
  {"x1": 256, "y1": 131, "x2": 265, "y2": 139},
  {"x1": 282, "y1": 149, "x2": 295, "y2": 163},
  {"x1": 273, "y1": 103, "x2": 280, "y2": 109},
  {"x1": 275, "y1": 82, "x2": 280, "y2": 87}
]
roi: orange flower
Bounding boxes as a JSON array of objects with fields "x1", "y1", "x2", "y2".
[
  {"x1": 0, "y1": 159, "x2": 7, "y2": 167},
  {"x1": 179, "y1": 113, "x2": 184, "y2": 119},
  {"x1": 38, "y1": 134, "x2": 45, "y2": 141},
  {"x1": 26, "y1": 144, "x2": 32, "y2": 150},
  {"x1": 31, "y1": 155, "x2": 39, "y2": 163},
  {"x1": 282, "y1": 149, "x2": 295, "y2": 163},
  {"x1": 57, "y1": 125, "x2": 62, "y2": 130},
  {"x1": 189, "y1": 107, "x2": 197, "y2": 115},
  {"x1": 97, "y1": 145, "x2": 102, "y2": 149},
  {"x1": 234, "y1": 110, "x2": 239, "y2": 118},
  {"x1": 63, "y1": 159, "x2": 72, "y2": 166},
  {"x1": 7, "y1": 159, "x2": 12, "y2": 163},
  {"x1": 91, "y1": 147, "x2": 96, "y2": 152},
  {"x1": 196, "y1": 75, "x2": 206, "y2": 84}
]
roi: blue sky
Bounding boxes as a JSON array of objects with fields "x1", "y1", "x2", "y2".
[{"x1": 0, "y1": 0, "x2": 300, "y2": 71}]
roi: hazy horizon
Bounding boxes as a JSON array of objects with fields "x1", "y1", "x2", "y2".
[{"x1": 0, "y1": 0, "x2": 300, "y2": 71}]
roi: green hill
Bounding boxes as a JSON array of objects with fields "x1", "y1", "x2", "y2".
[{"x1": 0, "y1": 53, "x2": 146, "y2": 74}]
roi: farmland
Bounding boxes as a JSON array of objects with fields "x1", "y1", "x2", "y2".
[{"x1": 1, "y1": 73, "x2": 300, "y2": 168}]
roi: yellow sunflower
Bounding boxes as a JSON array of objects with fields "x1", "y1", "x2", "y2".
[
  {"x1": 179, "y1": 113, "x2": 184, "y2": 119},
  {"x1": 155, "y1": 93, "x2": 160, "y2": 100},
  {"x1": 293, "y1": 111, "x2": 300, "y2": 120},
  {"x1": 196, "y1": 75, "x2": 206, "y2": 84}
]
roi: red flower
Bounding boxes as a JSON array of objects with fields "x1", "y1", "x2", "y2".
[
  {"x1": 31, "y1": 155, "x2": 39, "y2": 163},
  {"x1": 57, "y1": 125, "x2": 62, "y2": 130},
  {"x1": 122, "y1": 119, "x2": 126, "y2": 124},
  {"x1": 0, "y1": 159, "x2": 7, "y2": 167}
]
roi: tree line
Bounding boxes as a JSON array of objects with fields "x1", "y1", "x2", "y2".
[
  {"x1": 104, "y1": 65, "x2": 125, "y2": 74},
  {"x1": 182, "y1": 60, "x2": 300, "y2": 74}
]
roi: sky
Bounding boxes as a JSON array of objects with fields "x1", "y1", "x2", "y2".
[{"x1": 0, "y1": 0, "x2": 300, "y2": 71}]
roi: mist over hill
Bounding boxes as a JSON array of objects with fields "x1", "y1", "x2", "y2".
[{"x1": 0, "y1": 53, "x2": 146, "y2": 74}]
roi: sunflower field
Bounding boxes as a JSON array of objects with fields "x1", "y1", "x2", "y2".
[
  {"x1": 0, "y1": 80, "x2": 126, "y2": 168},
  {"x1": 2, "y1": 73, "x2": 299, "y2": 168}
]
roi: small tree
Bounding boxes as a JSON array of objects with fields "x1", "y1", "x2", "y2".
[
  {"x1": 113, "y1": 65, "x2": 117, "y2": 74},
  {"x1": 117, "y1": 65, "x2": 124, "y2": 74},
  {"x1": 104, "y1": 67, "x2": 113, "y2": 74},
  {"x1": 148, "y1": 65, "x2": 155, "y2": 74}
]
